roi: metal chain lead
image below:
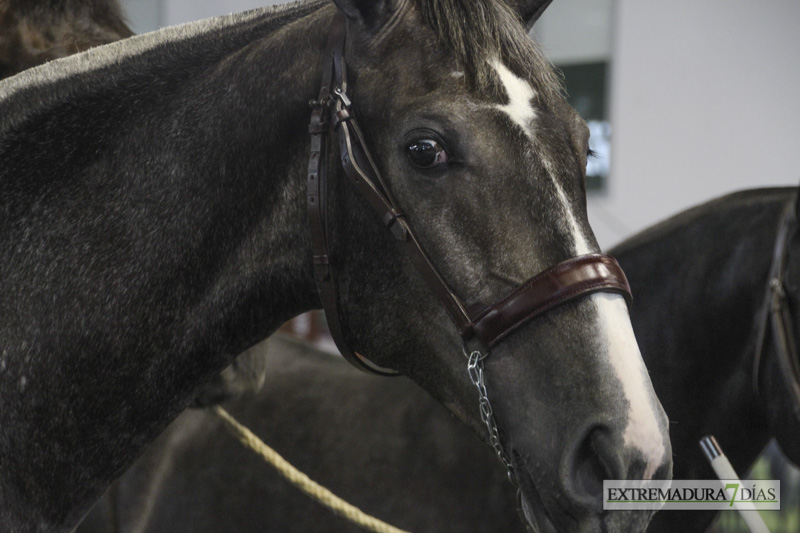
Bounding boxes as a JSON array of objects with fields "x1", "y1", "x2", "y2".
[
  {"x1": 466, "y1": 349, "x2": 517, "y2": 485},
  {"x1": 466, "y1": 349, "x2": 536, "y2": 531}
]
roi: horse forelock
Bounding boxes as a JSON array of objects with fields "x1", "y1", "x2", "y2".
[{"x1": 416, "y1": 0, "x2": 563, "y2": 100}]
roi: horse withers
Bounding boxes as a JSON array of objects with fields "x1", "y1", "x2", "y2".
[{"x1": 0, "y1": 1, "x2": 670, "y2": 531}]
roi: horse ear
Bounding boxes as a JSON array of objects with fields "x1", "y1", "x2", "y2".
[
  {"x1": 331, "y1": 0, "x2": 403, "y2": 32},
  {"x1": 509, "y1": 0, "x2": 554, "y2": 30}
]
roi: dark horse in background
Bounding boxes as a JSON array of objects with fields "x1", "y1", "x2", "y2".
[
  {"x1": 0, "y1": 0, "x2": 133, "y2": 78},
  {"x1": 78, "y1": 187, "x2": 800, "y2": 532},
  {"x1": 80, "y1": 333, "x2": 527, "y2": 533},
  {"x1": 621, "y1": 187, "x2": 800, "y2": 531},
  {"x1": 0, "y1": 0, "x2": 672, "y2": 531}
]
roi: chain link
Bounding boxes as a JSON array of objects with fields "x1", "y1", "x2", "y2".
[{"x1": 465, "y1": 348, "x2": 517, "y2": 485}]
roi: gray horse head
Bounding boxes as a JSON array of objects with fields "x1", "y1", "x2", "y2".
[{"x1": 326, "y1": 0, "x2": 672, "y2": 530}]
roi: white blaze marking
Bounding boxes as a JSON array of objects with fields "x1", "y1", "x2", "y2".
[
  {"x1": 543, "y1": 152, "x2": 591, "y2": 255},
  {"x1": 491, "y1": 59, "x2": 591, "y2": 256},
  {"x1": 492, "y1": 59, "x2": 536, "y2": 140},
  {"x1": 490, "y1": 59, "x2": 665, "y2": 476},
  {"x1": 593, "y1": 293, "x2": 666, "y2": 479}
]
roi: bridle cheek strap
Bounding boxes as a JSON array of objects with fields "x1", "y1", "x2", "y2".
[
  {"x1": 308, "y1": 13, "x2": 633, "y2": 374},
  {"x1": 467, "y1": 254, "x2": 632, "y2": 349},
  {"x1": 753, "y1": 199, "x2": 800, "y2": 418}
]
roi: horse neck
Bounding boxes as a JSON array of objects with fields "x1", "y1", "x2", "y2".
[
  {"x1": 5, "y1": 5, "x2": 335, "y2": 348},
  {"x1": 0, "y1": 4, "x2": 333, "y2": 531},
  {"x1": 703, "y1": 193, "x2": 795, "y2": 473}
]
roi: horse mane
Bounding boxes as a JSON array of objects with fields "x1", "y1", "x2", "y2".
[
  {"x1": 0, "y1": 0, "x2": 562, "y2": 120},
  {"x1": 418, "y1": 0, "x2": 563, "y2": 98}
]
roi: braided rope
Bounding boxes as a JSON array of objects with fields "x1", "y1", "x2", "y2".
[{"x1": 211, "y1": 406, "x2": 412, "y2": 533}]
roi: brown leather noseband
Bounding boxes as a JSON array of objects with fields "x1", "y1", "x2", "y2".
[{"x1": 307, "y1": 14, "x2": 632, "y2": 375}]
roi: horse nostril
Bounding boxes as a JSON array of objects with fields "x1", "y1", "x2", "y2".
[
  {"x1": 565, "y1": 425, "x2": 621, "y2": 508},
  {"x1": 565, "y1": 424, "x2": 672, "y2": 511},
  {"x1": 651, "y1": 459, "x2": 672, "y2": 481}
]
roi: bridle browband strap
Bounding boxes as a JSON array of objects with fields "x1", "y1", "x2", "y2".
[
  {"x1": 752, "y1": 198, "x2": 800, "y2": 418},
  {"x1": 307, "y1": 13, "x2": 633, "y2": 375}
]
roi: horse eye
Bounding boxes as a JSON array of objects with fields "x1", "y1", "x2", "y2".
[{"x1": 407, "y1": 139, "x2": 449, "y2": 169}]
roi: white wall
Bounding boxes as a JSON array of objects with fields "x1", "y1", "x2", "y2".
[
  {"x1": 534, "y1": 0, "x2": 613, "y2": 65},
  {"x1": 162, "y1": 0, "x2": 284, "y2": 26},
  {"x1": 589, "y1": 0, "x2": 800, "y2": 248},
  {"x1": 122, "y1": 0, "x2": 161, "y2": 33},
  {"x1": 121, "y1": 0, "x2": 285, "y2": 30}
]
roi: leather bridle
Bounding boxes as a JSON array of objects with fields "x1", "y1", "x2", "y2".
[
  {"x1": 305, "y1": 16, "x2": 634, "y2": 526},
  {"x1": 753, "y1": 197, "x2": 800, "y2": 419},
  {"x1": 307, "y1": 13, "x2": 632, "y2": 375}
]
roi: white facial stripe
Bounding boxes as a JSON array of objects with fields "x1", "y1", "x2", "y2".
[
  {"x1": 490, "y1": 63, "x2": 664, "y2": 475},
  {"x1": 593, "y1": 293, "x2": 666, "y2": 479},
  {"x1": 490, "y1": 59, "x2": 591, "y2": 257},
  {"x1": 491, "y1": 59, "x2": 536, "y2": 139},
  {"x1": 538, "y1": 154, "x2": 592, "y2": 256}
]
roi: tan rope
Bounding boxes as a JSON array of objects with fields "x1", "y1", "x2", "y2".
[{"x1": 211, "y1": 406, "x2": 412, "y2": 533}]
